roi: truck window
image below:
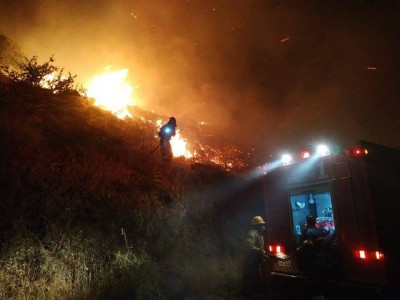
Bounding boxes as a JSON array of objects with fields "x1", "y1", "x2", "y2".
[{"x1": 289, "y1": 186, "x2": 334, "y2": 245}]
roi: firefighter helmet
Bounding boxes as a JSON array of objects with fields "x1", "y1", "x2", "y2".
[
  {"x1": 169, "y1": 117, "x2": 177, "y2": 126},
  {"x1": 251, "y1": 216, "x2": 266, "y2": 226}
]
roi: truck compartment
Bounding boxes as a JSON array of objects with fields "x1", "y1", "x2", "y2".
[{"x1": 289, "y1": 185, "x2": 334, "y2": 246}]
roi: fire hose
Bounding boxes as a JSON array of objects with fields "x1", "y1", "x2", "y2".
[
  {"x1": 143, "y1": 144, "x2": 160, "y2": 161},
  {"x1": 143, "y1": 137, "x2": 172, "y2": 161}
]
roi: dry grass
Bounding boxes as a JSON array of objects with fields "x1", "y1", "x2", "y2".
[{"x1": 0, "y1": 230, "x2": 164, "y2": 300}]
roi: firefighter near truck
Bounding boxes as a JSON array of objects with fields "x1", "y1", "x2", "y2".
[{"x1": 261, "y1": 140, "x2": 400, "y2": 297}]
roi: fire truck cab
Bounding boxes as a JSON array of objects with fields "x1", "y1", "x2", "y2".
[{"x1": 262, "y1": 140, "x2": 400, "y2": 294}]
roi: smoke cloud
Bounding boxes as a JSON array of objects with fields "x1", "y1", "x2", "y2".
[{"x1": 1, "y1": 0, "x2": 399, "y2": 157}]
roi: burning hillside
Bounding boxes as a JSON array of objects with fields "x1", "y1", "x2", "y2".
[
  {"x1": 0, "y1": 47, "x2": 249, "y2": 170},
  {"x1": 83, "y1": 66, "x2": 248, "y2": 170}
]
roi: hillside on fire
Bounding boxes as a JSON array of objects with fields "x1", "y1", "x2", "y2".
[{"x1": 0, "y1": 56, "x2": 264, "y2": 299}]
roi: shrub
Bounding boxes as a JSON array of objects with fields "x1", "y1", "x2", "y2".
[{"x1": 0, "y1": 55, "x2": 79, "y2": 95}]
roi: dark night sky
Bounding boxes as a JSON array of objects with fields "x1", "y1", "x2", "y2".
[{"x1": 1, "y1": 0, "x2": 399, "y2": 158}]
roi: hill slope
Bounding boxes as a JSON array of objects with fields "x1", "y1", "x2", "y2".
[{"x1": 0, "y1": 78, "x2": 264, "y2": 299}]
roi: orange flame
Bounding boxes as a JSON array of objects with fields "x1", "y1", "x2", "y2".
[
  {"x1": 156, "y1": 119, "x2": 192, "y2": 159},
  {"x1": 85, "y1": 69, "x2": 234, "y2": 164},
  {"x1": 40, "y1": 73, "x2": 56, "y2": 89},
  {"x1": 87, "y1": 68, "x2": 134, "y2": 119},
  {"x1": 171, "y1": 130, "x2": 193, "y2": 158}
]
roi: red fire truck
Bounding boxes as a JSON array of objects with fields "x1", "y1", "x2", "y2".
[{"x1": 262, "y1": 140, "x2": 400, "y2": 294}]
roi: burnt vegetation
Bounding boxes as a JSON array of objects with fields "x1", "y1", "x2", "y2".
[{"x1": 0, "y1": 53, "x2": 263, "y2": 299}]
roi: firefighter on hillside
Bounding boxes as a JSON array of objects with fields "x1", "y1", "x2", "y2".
[
  {"x1": 158, "y1": 117, "x2": 177, "y2": 162},
  {"x1": 243, "y1": 216, "x2": 269, "y2": 299}
]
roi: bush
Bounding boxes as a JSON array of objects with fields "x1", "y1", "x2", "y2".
[{"x1": 0, "y1": 55, "x2": 80, "y2": 95}]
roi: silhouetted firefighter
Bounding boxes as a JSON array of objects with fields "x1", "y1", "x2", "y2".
[{"x1": 158, "y1": 117, "x2": 177, "y2": 162}]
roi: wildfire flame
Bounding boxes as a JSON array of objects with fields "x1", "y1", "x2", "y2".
[
  {"x1": 40, "y1": 73, "x2": 56, "y2": 89},
  {"x1": 39, "y1": 67, "x2": 244, "y2": 168},
  {"x1": 39, "y1": 73, "x2": 68, "y2": 91},
  {"x1": 85, "y1": 70, "x2": 193, "y2": 159},
  {"x1": 87, "y1": 68, "x2": 134, "y2": 119},
  {"x1": 155, "y1": 119, "x2": 192, "y2": 158},
  {"x1": 171, "y1": 130, "x2": 193, "y2": 158}
]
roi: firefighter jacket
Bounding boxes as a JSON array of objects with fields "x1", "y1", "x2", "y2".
[
  {"x1": 158, "y1": 123, "x2": 176, "y2": 140},
  {"x1": 244, "y1": 228, "x2": 265, "y2": 265}
]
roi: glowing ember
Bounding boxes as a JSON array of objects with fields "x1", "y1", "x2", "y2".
[{"x1": 87, "y1": 68, "x2": 134, "y2": 119}]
